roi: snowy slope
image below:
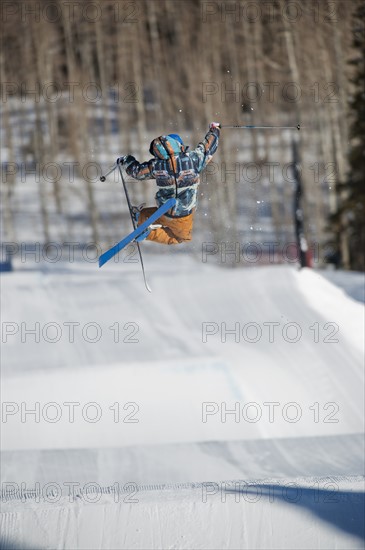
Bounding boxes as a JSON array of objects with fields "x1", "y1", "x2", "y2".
[
  {"x1": 318, "y1": 269, "x2": 365, "y2": 304},
  {"x1": 1, "y1": 477, "x2": 364, "y2": 550},
  {"x1": 2, "y1": 258, "x2": 364, "y2": 450},
  {"x1": 1, "y1": 256, "x2": 364, "y2": 549},
  {"x1": 2, "y1": 434, "x2": 364, "y2": 488}
]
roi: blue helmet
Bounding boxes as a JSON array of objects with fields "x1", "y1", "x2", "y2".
[{"x1": 167, "y1": 134, "x2": 184, "y2": 146}]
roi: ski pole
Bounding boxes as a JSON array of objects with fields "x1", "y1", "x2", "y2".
[
  {"x1": 99, "y1": 160, "x2": 133, "y2": 215},
  {"x1": 219, "y1": 124, "x2": 300, "y2": 130},
  {"x1": 100, "y1": 163, "x2": 118, "y2": 182}
]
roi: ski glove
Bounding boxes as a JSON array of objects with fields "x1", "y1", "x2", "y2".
[
  {"x1": 116, "y1": 155, "x2": 128, "y2": 165},
  {"x1": 209, "y1": 122, "x2": 221, "y2": 130}
]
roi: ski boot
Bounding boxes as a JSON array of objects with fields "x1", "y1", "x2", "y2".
[
  {"x1": 132, "y1": 203, "x2": 163, "y2": 242},
  {"x1": 131, "y1": 203, "x2": 146, "y2": 225},
  {"x1": 135, "y1": 227, "x2": 151, "y2": 242},
  {"x1": 135, "y1": 223, "x2": 163, "y2": 243}
]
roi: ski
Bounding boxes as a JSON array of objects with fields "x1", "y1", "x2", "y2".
[
  {"x1": 99, "y1": 161, "x2": 163, "y2": 292},
  {"x1": 99, "y1": 197, "x2": 176, "y2": 271}
]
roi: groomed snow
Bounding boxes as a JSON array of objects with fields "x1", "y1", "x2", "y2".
[
  {"x1": 1, "y1": 477, "x2": 364, "y2": 550},
  {"x1": 1, "y1": 256, "x2": 364, "y2": 549}
]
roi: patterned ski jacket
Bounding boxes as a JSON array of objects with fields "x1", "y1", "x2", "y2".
[{"x1": 123, "y1": 128, "x2": 220, "y2": 217}]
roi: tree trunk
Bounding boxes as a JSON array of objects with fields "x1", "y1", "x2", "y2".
[
  {"x1": 0, "y1": 53, "x2": 16, "y2": 243},
  {"x1": 280, "y1": 0, "x2": 312, "y2": 266},
  {"x1": 317, "y1": 31, "x2": 350, "y2": 267}
]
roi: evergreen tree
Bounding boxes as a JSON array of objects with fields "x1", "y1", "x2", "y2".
[{"x1": 330, "y1": 4, "x2": 365, "y2": 270}]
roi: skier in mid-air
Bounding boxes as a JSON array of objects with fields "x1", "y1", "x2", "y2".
[{"x1": 117, "y1": 122, "x2": 220, "y2": 245}]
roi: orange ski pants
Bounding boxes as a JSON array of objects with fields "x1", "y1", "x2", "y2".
[{"x1": 138, "y1": 207, "x2": 194, "y2": 245}]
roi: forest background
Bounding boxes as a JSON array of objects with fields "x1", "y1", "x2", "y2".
[{"x1": 1, "y1": 0, "x2": 364, "y2": 269}]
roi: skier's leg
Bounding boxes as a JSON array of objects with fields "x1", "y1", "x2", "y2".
[
  {"x1": 138, "y1": 207, "x2": 159, "y2": 223},
  {"x1": 161, "y1": 213, "x2": 194, "y2": 243},
  {"x1": 138, "y1": 208, "x2": 193, "y2": 245}
]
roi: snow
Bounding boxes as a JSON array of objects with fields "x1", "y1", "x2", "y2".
[
  {"x1": 318, "y1": 269, "x2": 365, "y2": 304},
  {"x1": 1, "y1": 256, "x2": 364, "y2": 549},
  {"x1": 1, "y1": 477, "x2": 364, "y2": 550}
]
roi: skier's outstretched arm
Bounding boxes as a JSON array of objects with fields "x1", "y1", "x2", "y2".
[
  {"x1": 119, "y1": 155, "x2": 156, "y2": 180},
  {"x1": 191, "y1": 123, "x2": 220, "y2": 173}
]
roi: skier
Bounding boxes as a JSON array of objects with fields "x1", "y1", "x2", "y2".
[{"x1": 117, "y1": 122, "x2": 220, "y2": 245}]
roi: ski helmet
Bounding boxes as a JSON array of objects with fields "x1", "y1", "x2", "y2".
[
  {"x1": 149, "y1": 135, "x2": 183, "y2": 159},
  {"x1": 167, "y1": 134, "x2": 184, "y2": 146}
]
